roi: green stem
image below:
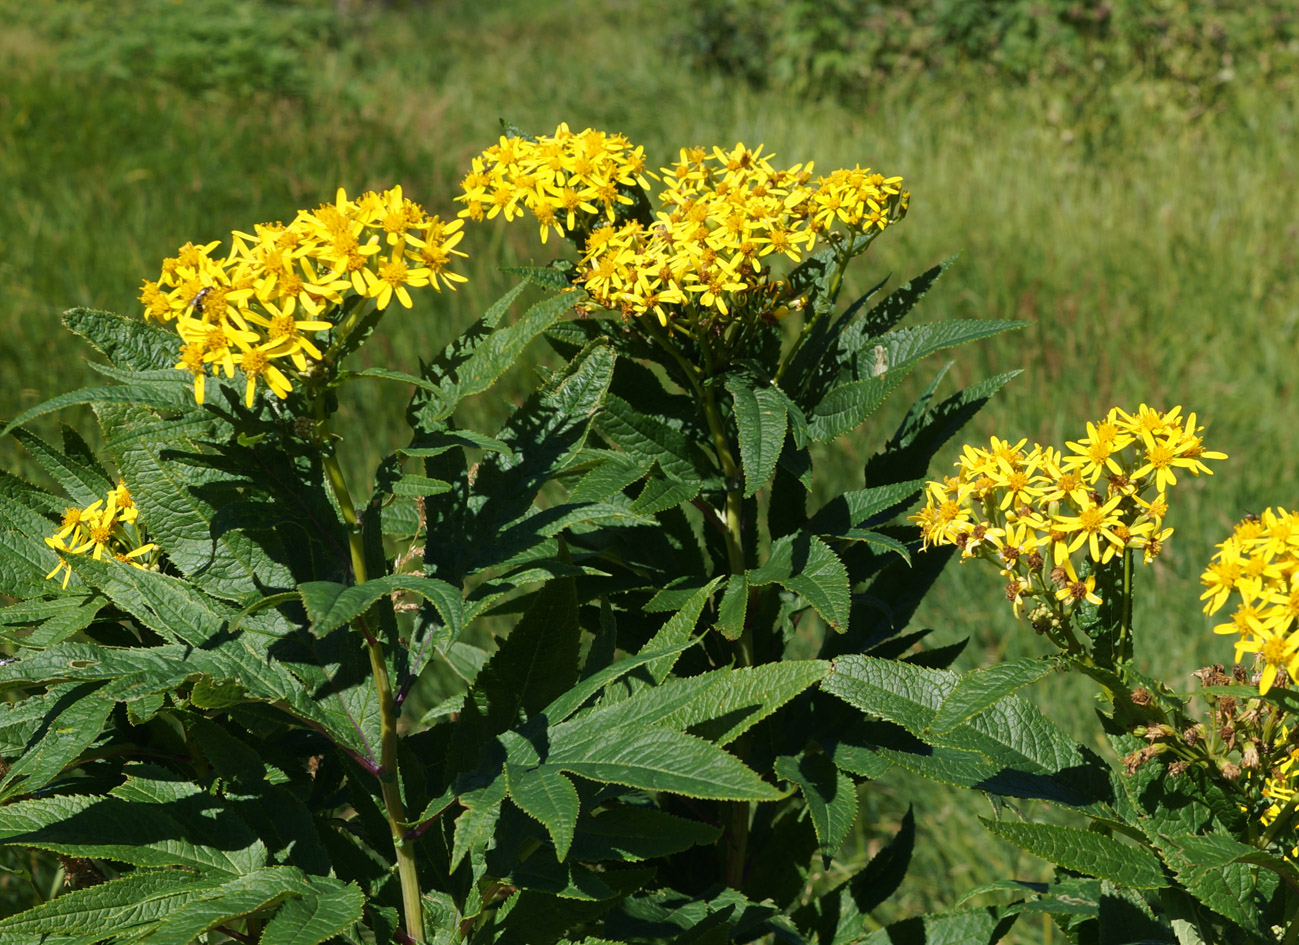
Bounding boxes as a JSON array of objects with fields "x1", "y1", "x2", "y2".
[
  {"x1": 638, "y1": 316, "x2": 752, "y2": 887},
  {"x1": 317, "y1": 409, "x2": 425, "y2": 944},
  {"x1": 773, "y1": 242, "x2": 851, "y2": 386}
]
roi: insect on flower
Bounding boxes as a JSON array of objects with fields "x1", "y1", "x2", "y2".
[{"x1": 186, "y1": 286, "x2": 213, "y2": 318}]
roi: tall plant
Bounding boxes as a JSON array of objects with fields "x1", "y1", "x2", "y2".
[{"x1": 0, "y1": 126, "x2": 1024, "y2": 943}]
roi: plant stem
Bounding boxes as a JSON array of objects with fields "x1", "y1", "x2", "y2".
[{"x1": 317, "y1": 408, "x2": 425, "y2": 944}]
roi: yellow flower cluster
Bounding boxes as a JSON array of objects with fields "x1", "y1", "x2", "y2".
[
  {"x1": 578, "y1": 144, "x2": 907, "y2": 326},
  {"x1": 1262, "y1": 736, "x2": 1299, "y2": 835},
  {"x1": 456, "y1": 124, "x2": 652, "y2": 244},
  {"x1": 456, "y1": 126, "x2": 908, "y2": 327},
  {"x1": 139, "y1": 187, "x2": 467, "y2": 407},
  {"x1": 1203, "y1": 509, "x2": 1299, "y2": 695},
  {"x1": 913, "y1": 406, "x2": 1225, "y2": 627},
  {"x1": 44, "y1": 483, "x2": 156, "y2": 589}
]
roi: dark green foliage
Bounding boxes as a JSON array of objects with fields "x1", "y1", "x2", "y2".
[{"x1": 0, "y1": 235, "x2": 1027, "y2": 940}]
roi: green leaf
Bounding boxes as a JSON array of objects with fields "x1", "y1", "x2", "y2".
[
  {"x1": 95, "y1": 402, "x2": 300, "y2": 600},
  {"x1": 501, "y1": 264, "x2": 576, "y2": 291},
  {"x1": 506, "y1": 764, "x2": 581, "y2": 861},
  {"x1": 468, "y1": 573, "x2": 580, "y2": 735},
  {"x1": 859, "y1": 906, "x2": 1016, "y2": 945},
  {"x1": 259, "y1": 875, "x2": 366, "y2": 945},
  {"x1": 749, "y1": 533, "x2": 850, "y2": 632},
  {"x1": 725, "y1": 375, "x2": 788, "y2": 497},
  {"x1": 852, "y1": 258, "x2": 956, "y2": 342},
  {"x1": 451, "y1": 775, "x2": 505, "y2": 871},
  {"x1": 491, "y1": 867, "x2": 650, "y2": 945},
  {"x1": 141, "y1": 866, "x2": 305, "y2": 945},
  {"x1": 0, "y1": 491, "x2": 73, "y2": 597},
  {"x1": 409, "y1": 286, "x2": 571, "y2": 427},
  {"x1": 597, "y1": 394, "x2": 713, "y2": 483},
  {"x1": 805, "y1": 479, "x2": 927, "y2": 537},
  {"x1": 434, "y1": 341, "x2": 617, "y2": 582},
  {"x1": 568, "y1": 806, "x2": 720, "y2": 863},
  {"x1": 299, "y1": 575, "x2": 465, "y2": 641},
  {"x1": 0, "y1": 682, "x2": 113, "y2": 802},
  {"x1": 865, "y1": 370, "x2": 1021, "y2": 486},
  {"x1": 2, "y1": 381, "x2": 197, "y2": 439},
  {"x1": 806, "y1": 368, "x2": 914, "y2": 442},
  {"x1": 62, "y1": 306, "x2": 179, "y2": 372},
  {"x1": 390, "y1": 474, "x2": 454, "y2": 498},
  {"x1": 980, "y1": 819, "x2": 1166, "y2": 889},
  {"x1": 715, "y1": 574, "x2": 748, "y2": 641},
  {"x1": 0, "y1": 774, "x2": 267, "y2": 877},
  {"x1": 875, "y1": 320, "x2": 1027, "y2": 369},
  {"x1": 546, "y1": 726, "x2": 782, "y2": 801},
  {"x1": 822, "y1": 656, "x2": 1126, "y2": 820},
  {"x1": 630, "y1": 476, "x2": 701, "y2": 515},
  {"x1": 569, "y1": 456, "x2": 652, "y2": 503},
  {"x1": 775, "y1": 752, "x2": 856, "y2": 863},
  {"x1": 927, "y1": 658, "x2": 1061, "y2": 736},
  {"x1": 1153, "y1": 833, "x2": 1294, "y2": 934},
  {"x1": 654, "y1": 661, "x2": 831, "y2": 746},
  {"x1": 0, "y1": 869, "x2": 209, "y2": 943},
  {"x1": 10, "y1": 428, "x2": 114, "y2": 508},
  {"x1": 0, "y1": 594, "x2": 104, "y2": 648},
  {"x1": 636, "y1": 579, "x2": 721, "y2": 685},
  {"x1": 542, "y1": 640, "x2": 694, "y2": 725}
]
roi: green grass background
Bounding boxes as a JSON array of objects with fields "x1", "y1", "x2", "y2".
[{"x1": 1, "y1": 0, "x2": 1297, "y2": 937}]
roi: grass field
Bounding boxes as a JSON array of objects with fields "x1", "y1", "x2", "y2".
[{"x1": 2, "y1": 0, "x2": 1297, "y2": 936}]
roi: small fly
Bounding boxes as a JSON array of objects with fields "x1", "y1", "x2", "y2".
[{"x1": 186, "y1": 286, "x2": 213, "y2": 317}]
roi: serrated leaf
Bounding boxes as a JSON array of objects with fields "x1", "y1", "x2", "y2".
[
  {"x1": 877, "y1": 320, "x2": 1026, "y2": 370},
  {"x1": 2, "y1": 382, "x2": 196, "y2": 439},
  {"x1": 749, "y1": 533, "x2": 850, "y2": 632},
  {"x1": 822, "y1": 656, "x2": 1125, "y2": 820},
  {"x1": 506, "y1": 764, "x2": 580, "y2": 861},
  {"x1": 1153, "y1": 833, "x2": 1293, "y2": 934},
  {"x1": 95, "y1": 402, "x2": 300, "y2": 600},
  {"x1": 927, "y1": 658, "x2": 1061, "y2": 736},
  {"x1": 859, "y1": 906, "x2": 1015, "y2": 945},
  {"x1": 501, "y1": 264, "x2": 576, "y2": 291},
  {"x1": 568, "y1": 806, "x2": 720, "y2": 862},
  {"x1": 11, "y1": 428, "x2": 114, "y2": 508},
  {"x1": 299, "y1": 575, "x2": 465, "y2": 640},
  {"x1": 0, "y1": 777, "x2": 267, "y2": 876},
  {"x1": 547, "y1": 726, "x2": 782, "y2": 801},
  {"x1": 775, "y1": 752, "x2": 856, "y2": 863},
  {"x1": 409, "y1": 286, "x2": 571, "y2": 426},
  {"x1": 596, "y1": 394, "x2": 713, "y2": 483},
  {"x1": 655, "y1": 661, "x2": 831, "y2": 746},
  {"x1": 865, "y1": 370, "x2": 1021, "y2": 487},
  {"x1": 806, "y1": 368, "x2": 914, "y2": 442},
  {"x1": 715, "y1": 574, "x2": 748, "y2": 641},
  {"x1": 0, "y1": 870, "x2": 211, "y2": 942},
  {"x1": 451, "y1": 780, "x2": 504, "y2": 872},
  {"x1": 542, "y1": 640, "x2": 694, "y2": 725},
  {"x1": 0, "y1": 682, "x2": 113, "y2": 802},
  {"x1": 981, "y1": 819, "x2": 1166, "y2": 889},
  {"x1": 62, "y1": 306, "x2": 180, "y2": 372},
  {"x1": 630, "y1": 476, "x2": 701, "y2": 515},
  {"x1": 636, "y1": 579, "x2": 721, "y2": 685},
  {"x1": 725, "y1": 376, "x2": 788, "y2": 497},
  {"x1": 259, "y1": 875, "x2": 366, "y2": 945},
  {"x1": 141, "y1": 866, "x2": 304, "y2": 945},
  {"x1": 469, "y1": 574, "x2": 580, "y2": 737},
  {"x1": 805, "y1": 479, "x2": 927, "y2": 537},
  {"x1": 569, "y1": 456, "x2": 652, "y2": 503},
  {"x1": 391, "y1": 475, "x2": 454, "y2": 498}
]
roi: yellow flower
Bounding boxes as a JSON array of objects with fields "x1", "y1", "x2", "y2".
[
  {"x1": 1055, "y1": 559, "x2": 1102, "y2": 607},
  {"x1": 1053, "y1": 493, "x2": 1126, "y2": 563}
]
